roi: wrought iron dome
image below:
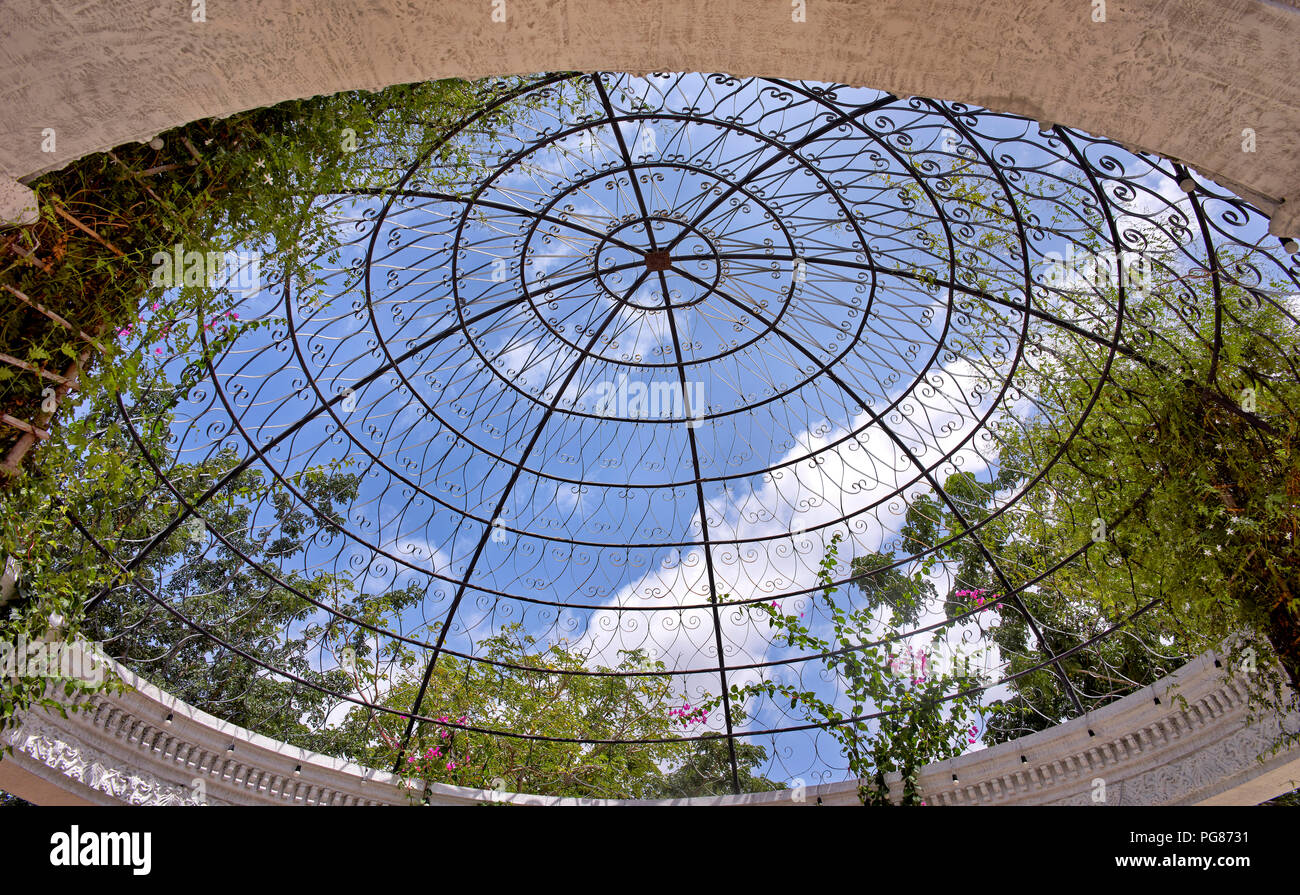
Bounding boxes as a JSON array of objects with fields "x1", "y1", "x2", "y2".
[{"x1": 79, "y1": 71, "x2": 1300, "y2": 794}]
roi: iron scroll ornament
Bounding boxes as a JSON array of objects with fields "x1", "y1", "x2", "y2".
[{"x1": 79, "y1": 72, "x2": 1300, "y2": 793}]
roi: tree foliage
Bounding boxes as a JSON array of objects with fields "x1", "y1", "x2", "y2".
[
  {"x1": 336, "y1": 624, "x2": 742, "y2": 800},
  {"x1": 712, "y1": 534, "x2": 983, "y2": 804},
  {"x1": 0, "y1": 75, "x2": 565, "y2": 746}
]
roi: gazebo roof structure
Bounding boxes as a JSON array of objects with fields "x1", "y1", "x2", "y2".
[{"x1": 60, "y1": 72, "x2": 1300, "y2": 791}]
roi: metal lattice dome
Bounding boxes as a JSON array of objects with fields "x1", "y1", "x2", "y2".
[{"x1": 79, "y1": 72, "x2": 1300, "y2": 792}]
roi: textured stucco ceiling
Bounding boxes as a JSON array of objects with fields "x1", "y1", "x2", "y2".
[{"x1": 1, "y1": 0, "x2": 1298, "y2": 234}]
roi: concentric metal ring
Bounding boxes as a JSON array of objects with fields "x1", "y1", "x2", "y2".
[{"x1": 79, "y1": 71, "x2": 1300, "y2": 793}]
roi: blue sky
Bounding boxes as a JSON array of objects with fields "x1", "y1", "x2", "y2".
[{"x1": 121, "y1": 72, "x2": 1295, "y2": 782}]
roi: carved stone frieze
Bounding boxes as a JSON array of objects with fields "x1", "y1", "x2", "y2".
[{"x1": 2, "y1": 650, "x2": 1296, "y2": 805}]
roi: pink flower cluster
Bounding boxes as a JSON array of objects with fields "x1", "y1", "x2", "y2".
[
  {"x1": 966, "y1": 723, "x2": 979, "y2": 745},
  {"x1": 409, "y1": 745, "x2": 445, "y2": 763},
  {"x1": 204, "y1": 310, "x2": 239, "y2": 331},
  {"x1": 404, "y1": 712, "x2": 469, "y2": 775},
  {"x1": 888, "y1": 645, "x2": 929, "y2": 685},
  {"x1": 956, "y1": 588, "x2": 1002, "y2": 614},
  {"x1": 436, "y1": 713, "x2": 468, "y2": 738},
  {"x1": 669, "y1": 703, "x2": 707, "y2": 728},
  {"x1": 116, "y1": 304, "x2": 242, "y2": 357}
]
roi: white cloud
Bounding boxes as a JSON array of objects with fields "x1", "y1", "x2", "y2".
[{"x1": 569, "y1": 351, "x2": 1006, "y2": 734}]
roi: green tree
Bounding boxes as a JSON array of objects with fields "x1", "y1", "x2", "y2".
[
  {"x1": 990, "y1": 260, "x2": 1300, "y2": 716},
  {"x1": 655, "y1": 733, "x2": 784, "y2": 798},
  {"x1": 711, "y1": 534, "x2": 984, "y2": 805},
  {"x1": 1, "y1": 75, "x2": 569, "y2": 747},
  {"x1": 340, "y1": 624, "x2": 704, "y2": 799},
  {"x1": 867, "y1": 151, "x2": 1298, "y2": 737}
]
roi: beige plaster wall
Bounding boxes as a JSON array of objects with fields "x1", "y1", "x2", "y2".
[{"x1": 1, "y1": 1, "x2": 1298, "y2": 234}]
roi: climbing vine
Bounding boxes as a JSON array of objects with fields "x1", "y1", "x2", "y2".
[
  {"x1": 0, "y1": 74, "x2": 580, "y2": 746},
  {"x1": 709, "y1": 534, "x2": 984, "y2": 804}
]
